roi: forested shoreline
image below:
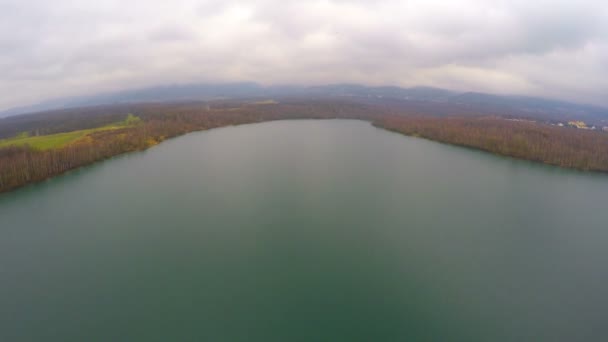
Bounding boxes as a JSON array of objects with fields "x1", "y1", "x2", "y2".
[
  {"x1": 1, "y1": 100, "x2": 608, "y2": 193},
  {"x1": 0, "y1": 101, "x2": 380, "y2": 193},
  {"x1": 374, "y1": 116, "x2": 608, "y2": 172}
]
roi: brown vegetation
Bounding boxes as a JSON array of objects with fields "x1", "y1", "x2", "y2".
[
  {"x1": 374, "y1": 115, "x2": 608, "y2": 171},
  {"x1": 1, "y1": 100, "x2": 607, "y2": 193},
  {"x1": 0, "y1": 101, "x2": 380, "y2": 193}
]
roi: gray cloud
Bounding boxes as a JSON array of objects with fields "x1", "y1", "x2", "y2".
[{"x1": 0, "y1": 0, "x2": 607, "y2": 110}]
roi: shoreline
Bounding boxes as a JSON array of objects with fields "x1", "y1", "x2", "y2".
[{"x1": 3, "y1": 116, "x2": 608, "y2": 195}]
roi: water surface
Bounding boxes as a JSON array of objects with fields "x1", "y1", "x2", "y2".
[{"x1": 2, "y1": 120, "x2": 608, "y2": 341}]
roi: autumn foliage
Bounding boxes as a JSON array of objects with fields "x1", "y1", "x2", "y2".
[
  {"x1": 1, "y1": 100, "x2": 608, "y2": 193},
  {"x1": 375, "y1": 116, "x2": 608, "y2": 171}
]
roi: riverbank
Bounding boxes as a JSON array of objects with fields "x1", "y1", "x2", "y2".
[
  {"x1": 373, "y1": 115, "x2": 608, "y2": 173},
  {"x1": 2, "y1": 101, "x2": 608, "y2": 194}
]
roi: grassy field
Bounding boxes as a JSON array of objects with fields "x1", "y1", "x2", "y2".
[{"x1": 0, "y1": 115, "x2": 140, "y2": 150}]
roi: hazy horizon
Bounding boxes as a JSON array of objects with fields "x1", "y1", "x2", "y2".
[
  {"x1": 1, "y1": 0, "x2": 607, "y2": 110},
  {"x1": 4, "y1": 81, "x2": 608, "y2": 116}
]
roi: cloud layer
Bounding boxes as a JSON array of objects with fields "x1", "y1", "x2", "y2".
[{"x1": 1, "y1": 0, "x2": 607, "y2": 110}]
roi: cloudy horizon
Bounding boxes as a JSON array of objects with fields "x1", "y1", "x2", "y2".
[{"x1": 1, "y1": 0, "x2": 607, "y2": 111}]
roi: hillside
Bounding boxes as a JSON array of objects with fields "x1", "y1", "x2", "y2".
[{"x1": 2, "y1": 83, "x2": 607, "y2": 124}]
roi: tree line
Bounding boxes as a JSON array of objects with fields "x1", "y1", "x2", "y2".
[
  {"x1": 0, "y1": 101, "x2": 382, "y2": 193},
  {"x1": 1, "y1": 100, "x2": 608, "y2": 193},
  {"x1": 374, "y1": 115, "x2": 608, "y2": 171}
]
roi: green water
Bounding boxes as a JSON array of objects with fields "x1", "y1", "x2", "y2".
[{"x1": 1, "y1": 120, "x2": 608, "y2": 341}]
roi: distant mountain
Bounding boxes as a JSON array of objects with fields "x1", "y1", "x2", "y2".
[
  {"x1": 2, "y1": 83, "x2": 607, "y2": 123},
  {"x1": 449, "y1": 92, "x2": 608, "y2": 122},
  {"x1": 0, "y1": 82, "x2": 267, "y2": 118}
]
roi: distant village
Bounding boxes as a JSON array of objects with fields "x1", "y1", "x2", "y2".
[
  {"x1": 559, "y1": 120, "x2": 608, "y2": 132},
  {"x1": 506, "y1": 117, "x2": 608, "y2": 132}
]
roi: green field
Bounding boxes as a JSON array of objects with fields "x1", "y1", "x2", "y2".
[{"x1": 0, "y1": 115, "x2": 141, "y2": 150}]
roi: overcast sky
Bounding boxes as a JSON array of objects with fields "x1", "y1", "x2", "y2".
[{"x1": 1, "y1": 0, "x2": 607, "y2": 110}]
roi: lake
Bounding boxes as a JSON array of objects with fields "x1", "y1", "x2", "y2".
[{"x1": 1, "y1": 120, "x2": 608, "y2": 341}]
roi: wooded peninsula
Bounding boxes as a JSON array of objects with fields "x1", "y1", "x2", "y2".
[{"x1": 1, "y1": 99, "x2": 608, "y2": 193}]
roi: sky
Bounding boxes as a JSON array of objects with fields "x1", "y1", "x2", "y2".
[{"x1": 0, "y1": 0, "x2": 607, "y2": 110}]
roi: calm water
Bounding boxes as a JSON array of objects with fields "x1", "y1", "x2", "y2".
[{"x1": 2, "y1": 120, "x2": 608, "y2": 341}]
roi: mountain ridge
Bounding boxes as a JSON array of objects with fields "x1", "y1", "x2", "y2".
[{"x1": 2, "y1": 83, "x2": 607, "y2": 123}]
